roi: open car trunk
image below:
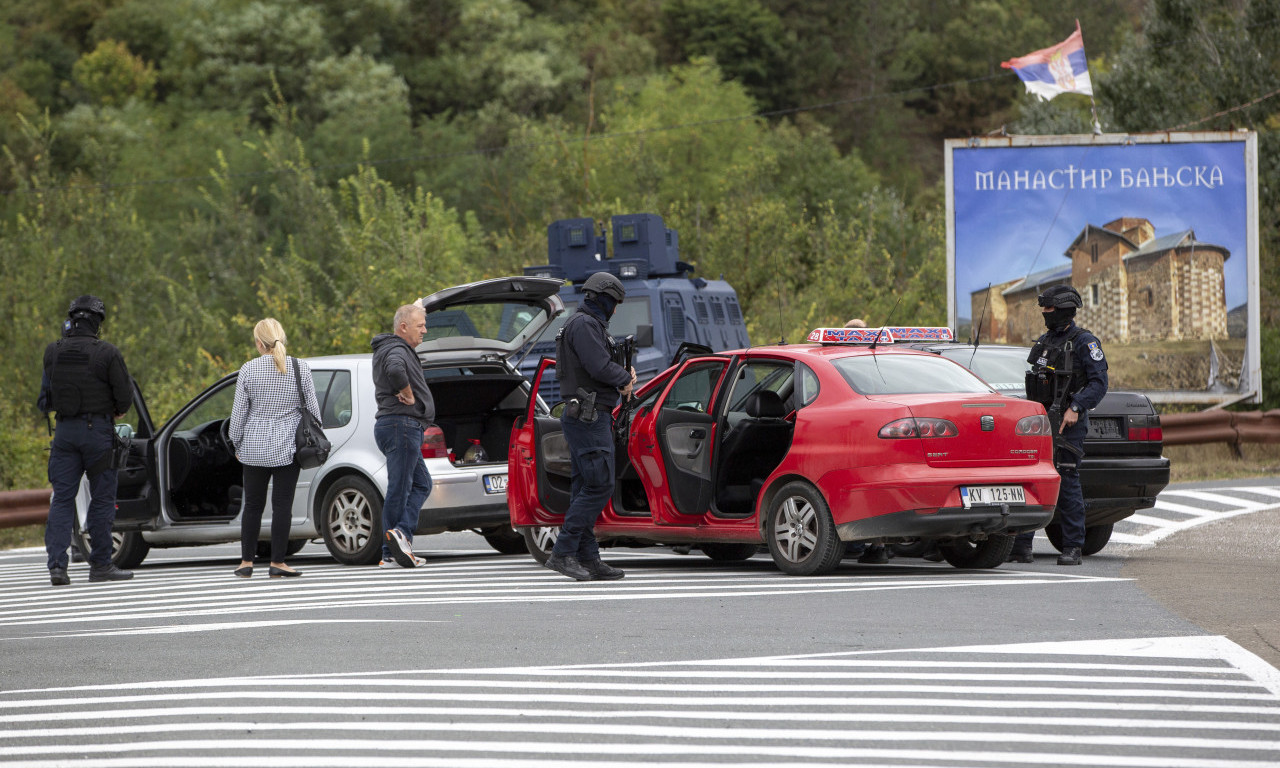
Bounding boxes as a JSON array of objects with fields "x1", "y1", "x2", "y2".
[{"x1": 424, "y1": 365, "x2": 529, "y2": 467}]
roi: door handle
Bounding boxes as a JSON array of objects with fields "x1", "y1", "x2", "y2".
[{"x1": 690, "y1": 428, "x2": 706, "y2": 439}]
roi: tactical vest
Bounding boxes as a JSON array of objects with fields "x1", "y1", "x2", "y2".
[
  {"x1": 555, "y1": 311, "x2": 618, "y2": 408},
  {"x1": 47, "y1": 337, "x2": 117, "y2": 417},
  {"x1": 1024, "y1": 325, "x2": 1087, "y2": 407}
]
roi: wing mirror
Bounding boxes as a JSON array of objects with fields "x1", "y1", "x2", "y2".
[{"x1": 634, "y1": 323, "x2": 655, "y2": 348}]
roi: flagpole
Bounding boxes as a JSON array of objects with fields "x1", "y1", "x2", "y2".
[{"x1": 1079, "y1": 20, "x2": 1103, "y2": 134}]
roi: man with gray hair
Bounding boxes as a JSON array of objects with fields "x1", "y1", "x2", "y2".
[{"x1": 370, "y1": 303, "x2": 435, "y2": 568}]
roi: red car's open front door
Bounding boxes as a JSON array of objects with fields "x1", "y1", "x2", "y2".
[
  {"x1": 508, "y1": 358, "x2": 570, "y2": 528},
  {"x1": 629, "y1": 358, "x2": 729, "y2": 524}
]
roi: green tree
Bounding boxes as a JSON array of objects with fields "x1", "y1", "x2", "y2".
[
  {"x1": 71, "y1": 39, "x2": 157, "y2": 107},
  {"x1": 659, "y1": 0, "x2": 792, "y2": 111}
]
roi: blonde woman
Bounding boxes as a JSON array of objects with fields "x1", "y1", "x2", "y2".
[{"x1": 228, "y1": 319, "x2": 322, "y2": 578}]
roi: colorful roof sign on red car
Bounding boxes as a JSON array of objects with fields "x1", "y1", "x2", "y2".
[{"x1": 806, "y1": 326, "x2": 954, "y2": 345}]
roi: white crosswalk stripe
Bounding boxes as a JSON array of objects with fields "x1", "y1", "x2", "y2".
[
  {"x1": 1, "y1": 635, "x2": 1278, "y2": 767},
  {"x1": 0, "y1": 551, "x2": 1122, "y2": 635},
  {"x1": 1110, "y1": 485, "x2": 1280, "y2": 548}
]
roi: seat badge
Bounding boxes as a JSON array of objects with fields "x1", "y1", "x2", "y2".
[{"x1": 980, "y1": 415, "x2": 995, "y2": 431}]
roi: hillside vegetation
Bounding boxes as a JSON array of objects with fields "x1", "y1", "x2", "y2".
[{"x1": 2, "y1": 0, "x2": 1279, "y2": 488}]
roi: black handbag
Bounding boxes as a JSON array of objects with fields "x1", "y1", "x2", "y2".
[{"x1": 291, "y1": 358, "x2": 331, "y2": 469}]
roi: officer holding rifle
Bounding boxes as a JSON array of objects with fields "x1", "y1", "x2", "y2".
[
  {"x1": 1012, "y1": 285, "x2": 1108, "y2": 566},
  {"x1": 545, "y1": 271, "x2": 637, "y2": 581}
]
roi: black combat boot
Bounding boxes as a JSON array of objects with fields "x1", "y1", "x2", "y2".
[
  {"x1": 545, "y1": 555, "x2": 592, "y2": 581},
  {"x1": 581, "y1": 558, "x2": 625, "y2": 580},
  {"x1": 1056, "y1": 547, "x2": 1082, "y2": 566},
  {"x1": 88, "y1": 563, "x2": 133, "y2": 582}
]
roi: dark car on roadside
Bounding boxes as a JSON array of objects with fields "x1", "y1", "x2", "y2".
[{"x1": 901, "y1": 341, "x2": 1170, "y2": 555}]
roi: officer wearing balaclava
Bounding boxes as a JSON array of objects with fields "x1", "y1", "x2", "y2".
[
  {"x1": 39, "y1": 295, "x2": 135, "y2": 586},
  {"x1": 545, "y1": 271, "x2": 636, "y2": 582},
  {"x1": 1011, "y1": 285, "x2": 1108, "y2": 566}
]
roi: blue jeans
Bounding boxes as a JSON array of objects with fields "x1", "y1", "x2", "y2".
[
  {"x1": 46, "y1": 415, "x2": 117, "y2": 570},
  {"x1": 552, "y1": 410, "x2": 615, "y2": 562},
  {"x1": 1017, "y1": 415, "x2": 1088, "y2": 551},
  {"x1": 374, "y1": 415, "x2": 432, "y2": 560}
]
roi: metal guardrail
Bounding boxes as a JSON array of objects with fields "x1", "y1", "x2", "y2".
[
  {"x1": 0, "y1": 411, "x2": 1276, "y2": 530},
  {"x1": 1159, "y1": 410, "x2": 1280, "y2": 447},
  {"x1": 0, "y1": 488, "x2": 51, "y2": 530}
]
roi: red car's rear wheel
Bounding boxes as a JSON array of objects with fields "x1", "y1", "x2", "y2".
[{"x1": 765, "y1": 481, "x2": 844, "y2": 576}]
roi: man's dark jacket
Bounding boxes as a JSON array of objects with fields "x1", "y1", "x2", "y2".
[
  {"x1": 557, "y1": 303, "x2": 631, "y2": 411},
  {"x1": 371, "y1": 332, "x2": 435, "y2": 426}
]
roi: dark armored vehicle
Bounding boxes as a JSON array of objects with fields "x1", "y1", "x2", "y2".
[{"x1": 519, "y1": 214, "x2": 749, "y2": 402}]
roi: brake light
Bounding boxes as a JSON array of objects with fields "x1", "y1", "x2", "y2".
[
  {"x1": 421, "y1": 426, "x2": 448, "y2": 459},
  {"x1": 878, "y1": 417, "x2": 958, "y2": 438},
  {"x1": 1127, "y1": 415, "x2": 1162, "y2": 442},
  {"x1": 1015, "y1": 415, "x2": 1051, "y2": 435}
]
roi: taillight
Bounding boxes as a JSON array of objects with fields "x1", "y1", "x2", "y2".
[
  {"x1": 1127, "y1": 415, "x2": 1162, "y2": 442},
  {"x1": 421, "y1": 426, "x2": 448, "y2": 459},
  {"x1": 878, "y1": 417, "x2": 958, "y2": 438},
  {"x1": 1015, "y1": 415, "x2": 1051, "y2": 435}
]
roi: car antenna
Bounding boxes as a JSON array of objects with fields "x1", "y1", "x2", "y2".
[
  {"x1": 870, "y1": 295, "x2": 903, "y2": 352},
  {"x1": 869, "y1": 295, "x2": 903, "y2": 386},
  {"x1": 968, "y1": 283, "x2": 991, "y2": 370},
  {"x1": 772, "y1": 248, "x2": 788, "y2": 344}
]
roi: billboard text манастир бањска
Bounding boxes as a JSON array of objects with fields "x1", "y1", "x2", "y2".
[{"x1": 945, "y1": 132, "x2": 1259, "y2": 404}]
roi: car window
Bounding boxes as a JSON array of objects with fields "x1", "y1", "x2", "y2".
[
  {"x1": 796, "y1": 363, "x2": 820, "y2": 407},
  {"x1": 314, "y1": 370, "x2": 353, "y2": 428},
  {"x1": 661, "y1": 361, "x2": 726, "y2": 414},
  {"x1": 538, "y1": 297, "x2": 652, "y2": 340},
  {"x1": 726, "y1": 361, "x2": 793, "y2": 421},
  {"x1": 172, "y1": 383, "x2": 236, "y2": 433},
  {"x1": 424, "y1": 302, "x2": 552, "y2": 344},
  {"x1": 832, "y1": 354, "x2": 994, "y2": 395},
  {"x1": 936, "y1": 347, "x2": 1029, "y2": 394}
]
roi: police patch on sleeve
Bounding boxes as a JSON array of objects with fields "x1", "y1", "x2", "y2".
[{"x1": 1087, "y1": 340, "x2": 1104, "y2": 362}]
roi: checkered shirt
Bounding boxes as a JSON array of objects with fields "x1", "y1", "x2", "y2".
[{"x1": 229, "y1": 356, "x2": 322, "y2": 467}]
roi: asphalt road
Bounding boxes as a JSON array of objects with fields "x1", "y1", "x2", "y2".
[
  {"x1": 1123, "y1": 478, "x2": 1280, "y2": 669},
  {"x1": 1, "y1": 479, "x2": 1279, "y2": 766}
]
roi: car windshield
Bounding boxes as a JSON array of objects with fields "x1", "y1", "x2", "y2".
[
  {"x1": 935, "y1": 347, "x2": 1029, "y2": 395},
  {"x1": 538, "y1": 297, "x2": 652, "y2": 340},
  {"x1": 833, "y1": 353, "x2": 994, "y2": 395},
  {"x1": 424, "y1": 302, "x2": 550, "y2": 344}
]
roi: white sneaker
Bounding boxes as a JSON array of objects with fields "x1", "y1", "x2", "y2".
[
  {"x1": 380, "y1": 556, "x2": 424, "y2": 569},
  {"x1": 386, "y1": 528, "x2": 416, "y2": 567}
]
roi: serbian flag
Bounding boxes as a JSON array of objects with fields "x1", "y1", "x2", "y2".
[{"x1": 1001, "y1": 22, "x2": 1093, "y2": 101}]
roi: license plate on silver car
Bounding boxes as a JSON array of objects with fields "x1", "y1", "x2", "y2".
[
  {"x1": 960, "y1": 485, "x2": 1025, "y2": 508},
  {"x1": 483, "y1": 473, "x2": 508, "y2": 495}
]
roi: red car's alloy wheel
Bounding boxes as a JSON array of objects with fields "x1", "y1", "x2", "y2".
[{"x1": 765, "y1": 481, "x2": 844, "y2": 576}]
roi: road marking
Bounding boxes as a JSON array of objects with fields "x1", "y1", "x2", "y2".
[
  {"x1": 1, "y1": 635, "x2": 1277, "y2": 768},
  {"x1": 1111, "y1": 486, "x2": 1280, "y2": 549},
  {"x1": 0, "y1": 557, "x2": 1124, "y2": 634}
]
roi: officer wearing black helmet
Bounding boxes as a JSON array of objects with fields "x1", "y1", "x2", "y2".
[
  {"x1": 545, "y1": 271, "x2": 637, "y2": 581},
  {"x1": 1011, "y1": 284, "x2": 1108, "y2": 566},
  {"x1": 39, "y1": 295, "x2": 134, "y2": 585}
]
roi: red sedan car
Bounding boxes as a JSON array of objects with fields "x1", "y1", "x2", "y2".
[{"x1": 508, "y1": 327, "x2": 1061, "y2": 575}]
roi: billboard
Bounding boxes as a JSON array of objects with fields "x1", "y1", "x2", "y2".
[{"x1": 945, "y1": 132, "x2": 1260, "y2": 404}]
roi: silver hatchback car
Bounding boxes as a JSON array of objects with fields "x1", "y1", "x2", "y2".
[{"x1": 74, "y1": 276, "x2": 565, "y2": 567}]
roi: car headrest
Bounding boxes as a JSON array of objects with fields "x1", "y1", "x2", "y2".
[{"x1": 745, "y1": 390, "x2": 785, "y2": 419}]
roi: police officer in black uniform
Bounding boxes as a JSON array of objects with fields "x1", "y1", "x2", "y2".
[
  {"x1": 40, "y1": 296, "x2": 135, "y2": 585},
  {"x1": 545, "y1": 272, "x2": 637, "y2": 581},
  {"x1": 1010, "y1": 285, "x2": 1108, "y2": 566}
]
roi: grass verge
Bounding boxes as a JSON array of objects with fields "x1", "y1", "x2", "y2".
[
  {"x1": 0, "y1": 524, "x2": 43, "y2": 550},
  {"x1": 1166, "y1": 442, "x2": 1280, "y2": 483}
]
